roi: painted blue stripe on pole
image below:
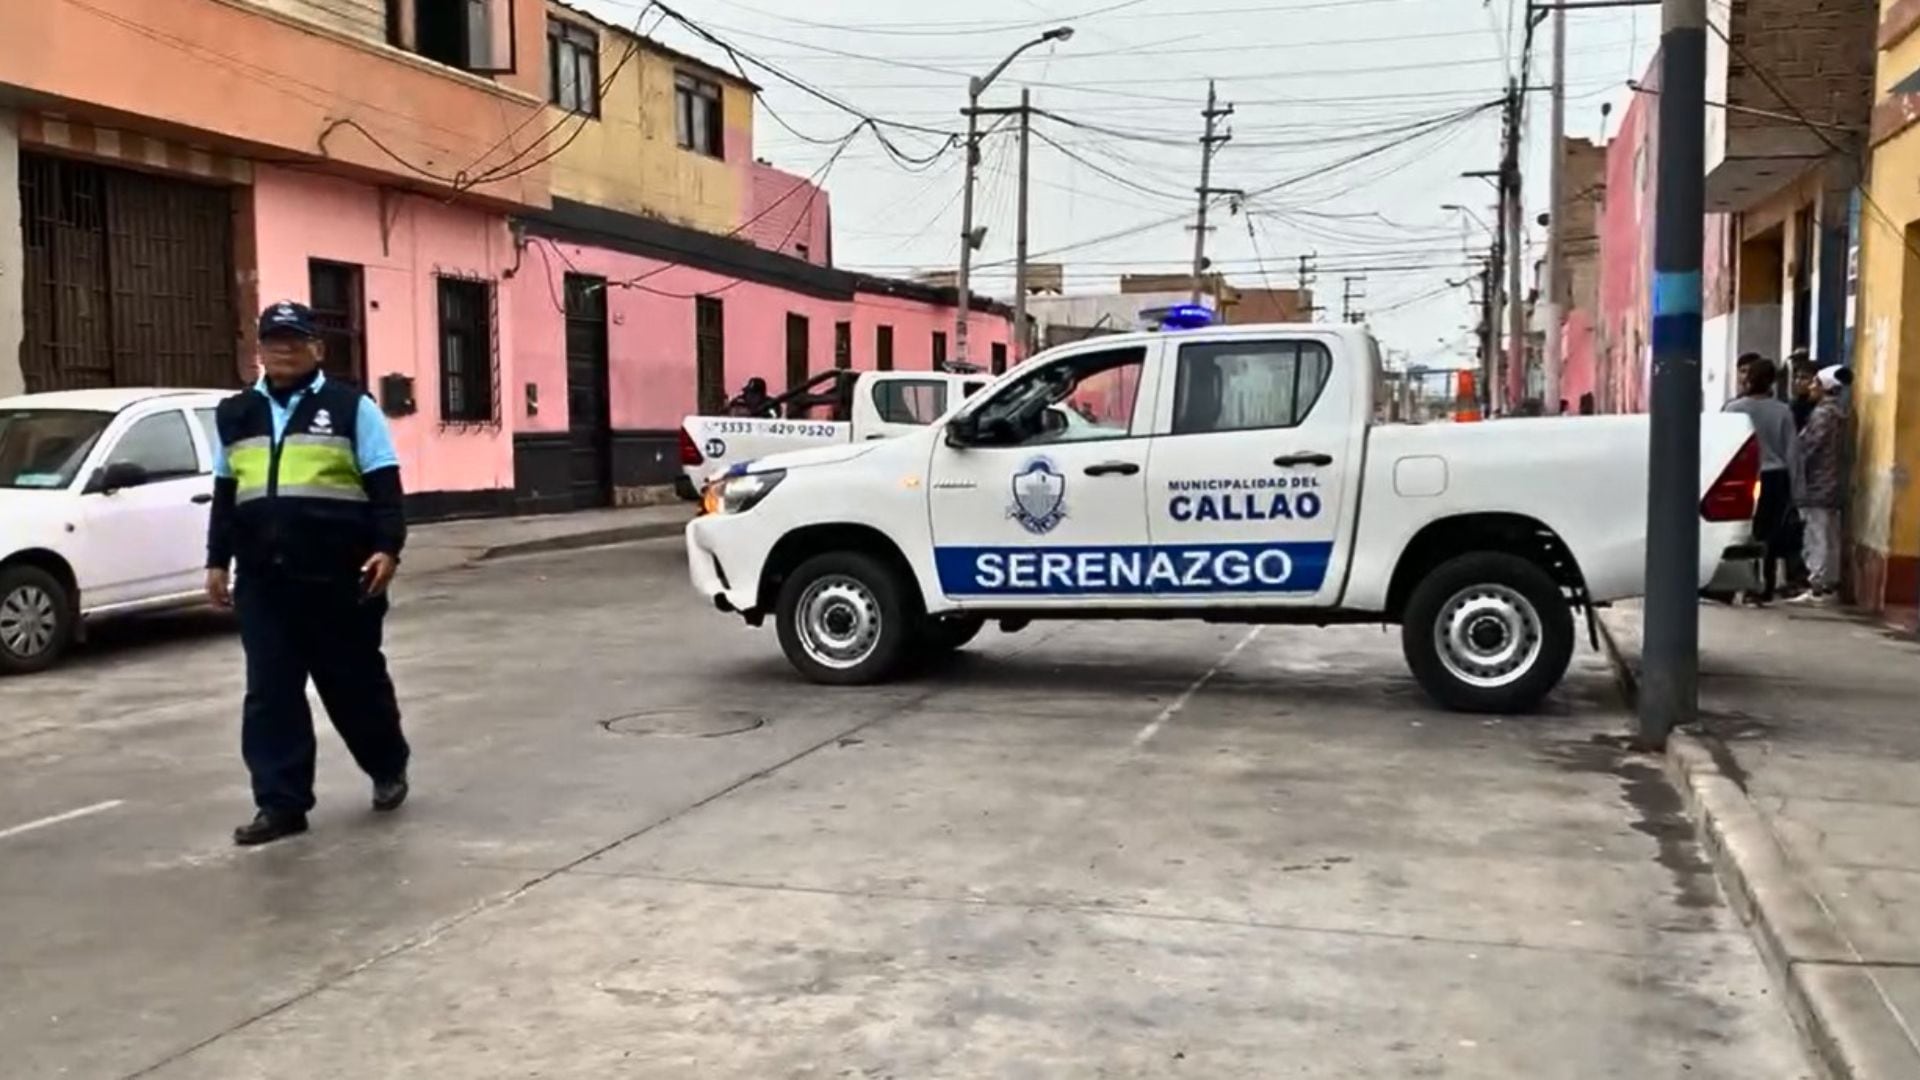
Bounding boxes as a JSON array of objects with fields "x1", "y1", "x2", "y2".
[
  {"x1": 1651, "y1": 270, "x2": 1703, "y2": 318},
  {"x1": 1650, "y1": 313, "x2": 1704, "y2": 355}
]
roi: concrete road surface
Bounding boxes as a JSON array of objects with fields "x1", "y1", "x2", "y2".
[{"x1": 0, "y1": 541, "x2": 1809, "y2": 1079}]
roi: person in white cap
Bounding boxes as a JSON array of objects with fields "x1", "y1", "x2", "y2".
[{"x1": 1790, "y1": 365, "x2": 1848, "y2": 604}]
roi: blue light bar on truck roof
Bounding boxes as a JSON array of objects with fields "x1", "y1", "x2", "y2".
[{"x1": 1155, "y1": 304, "x2": 1215, "y2": 330}]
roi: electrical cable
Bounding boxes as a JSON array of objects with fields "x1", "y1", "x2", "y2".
[
  {"x1": 592, "y1": 120, "x2": 863, "y2": 294},
  {"x1": 696, "y1": 0, "x2": 1431, "y2": 37},
  {"x1": 1029, "y1": 127, "x2": 1193, "y2": 202}
]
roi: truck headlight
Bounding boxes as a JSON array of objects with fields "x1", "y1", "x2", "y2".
[{"x1": 702, "y1": 469, "x2": 786, "y2": 516}]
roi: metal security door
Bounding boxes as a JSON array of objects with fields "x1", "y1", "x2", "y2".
[
  {"x1": 19, "y1": 153, "x2": 235, "y2": 392},
  {"x1": 563, "y1": 274, "x2": 612, "y2": 510}
]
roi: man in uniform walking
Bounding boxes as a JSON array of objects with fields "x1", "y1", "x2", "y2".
[{"x1": 206, "y1": 301, "x2": 411, "y2": 846}]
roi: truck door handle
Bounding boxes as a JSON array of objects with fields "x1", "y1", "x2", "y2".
[
  {"x1": 190, "y1": 493, "x2": 214, "y2": 504},
  {"x1": 1084, "y1": 462, "x2": 1141, "y2": 477},
  {"x1": 1273, "y1": 452, "x2": 1334, "y2": 468}
]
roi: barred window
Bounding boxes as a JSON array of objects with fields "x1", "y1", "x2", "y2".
[{"x1": 437, "y1": 277, "x2": 495, "y2": 424}]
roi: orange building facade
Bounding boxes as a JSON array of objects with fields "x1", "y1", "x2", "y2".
[{"x1": 1, "y1": 0, "x2": 551, "y2": 514}]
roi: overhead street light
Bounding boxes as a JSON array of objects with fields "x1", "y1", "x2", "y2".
[
  {"x1": 1441, "y1": 203, "x2": 1493, "y2": 234},
  {"x1": 954, "y1": 26, "x2": 1074, "y2": 366}
]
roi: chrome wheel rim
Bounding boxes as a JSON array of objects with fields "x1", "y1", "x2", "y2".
[
  {"x1": 0, "y1": 584, "x2": 58, "y2": 659},
  {"x1": 1433, "y1": 583, "x2": 1542, "y2": 689},
  {"x1": 795, "y1": 575, "x2": 882, "y2": 670}
]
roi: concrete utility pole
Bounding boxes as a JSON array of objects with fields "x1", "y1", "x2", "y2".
[
  {"x1": 955, "y1": 27, "x2": 1073, "y2": 368},
  {"x1": 1480, "y1": 255, "x2": 1499, "y2": 390},
  {"x1": 1503, "y1": 77, "x2": 1525, "y2": 415},
  {"x1": 1639, "y1": 0, "x2": 1709, "y2": 749},
  {"x1": 1011, "y1": 89, "x2": 1032, "y2": 373},
  {"x1": 1488, "y1": 212, "x2": 1506, "y2": 415},
  {"x1": 1342, "y1": 275, "x2": 1367, "y2": 324},
  {"x1": 1190, "y1": 81, "x2": 1235, "y2": 305},
  {"x1": 1542, "y1": 3, "x2": 1569, "y2": 413},
  {"x1": 955, "y1": 105, "x2": 983, "y2": 369},
  {"x1": 1297, "y1": 253, "x2": 1321, "y2": 320}
]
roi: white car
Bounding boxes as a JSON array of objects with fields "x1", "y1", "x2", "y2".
[
  {"x1": 686, "y1": 323, "x2": 1760, "y2": 713},
  {"x1": 0, "y1": 388, "x2": 228, "y2": 673},
  {"x1": 678, "y1": 369, "x2": 989, "y2": 497}
]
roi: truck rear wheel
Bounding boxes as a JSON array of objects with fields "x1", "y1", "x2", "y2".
[
  {"x1": 1401, "y1": 552, "x2": 1573, "y2": 714},
  {"x1": 776, "y1": 551, "x2": 914, "y2": 685}
]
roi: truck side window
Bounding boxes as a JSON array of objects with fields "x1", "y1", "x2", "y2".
[
  {"x1": 1172, "y1": 340, "x2": 1333, "y2": 435},
  {"x1": 872, "y1": 380, "x2": 950, "y2": 425},
  {"x1": 970, "y1": 346, "x2": 1146, "y2": 446}
]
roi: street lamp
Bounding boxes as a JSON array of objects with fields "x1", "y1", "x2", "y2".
[
  {"x1": 1441, "y1": 203, "x2": 1492, "y2": 234},
  {"x1": 955, "y1": 26, "x2": 1073, "y2": 367}
]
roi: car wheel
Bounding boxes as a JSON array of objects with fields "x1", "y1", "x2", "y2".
[
  {"x1": 1401, "y1": 552, "x2": 1573, "y2": 714},
  {"x1": 919, "y1": 615, "x2": 985, "y2": 654},
  {"x1": 0, "y1": 565, "x2": 74, "y2": 676},
  {"x1": 775, "y1": 551, "x2": 915, "y2": 686}
]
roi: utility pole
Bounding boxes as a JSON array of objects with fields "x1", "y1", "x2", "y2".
[
  {"x1": 1639, "y1": 0, "x2": 1708, "y2": 749},
  {"x1": 1190, "y1": 81, "x2": 1235, "y2": 305},
  {"x1": 1479, "y1": 255, "x2": 1498, "y2": 394},
  {"x1": 1011, "y1": 88, "x2": 1032, "y2": 372},
  {"x1": 1297, "y1": 253, "x2": 1322, "y2": 320},
  {"x1": 1502, "y1": 76, "x2": 1525, "y2": 415},
  {"x1": 1542, "y1": 2, "x2": 1569, "y2": 413},
  {"x1": 953, "y1": 27, "x2": 1075, "y2": 369},
  {"x1": 1342, "y1": 275, "x2": 1367, "y2": 324},
  {"x1": 954, "y1": 104, "x2": 984, "y2": 368}
]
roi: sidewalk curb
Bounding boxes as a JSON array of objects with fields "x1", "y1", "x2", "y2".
[
  {"x1": 1594, "y1": 609, "x2": 1917, "y2": 1080},
  {"x1": 476, "y1": 520, "x2": 688, "y2": 561}
]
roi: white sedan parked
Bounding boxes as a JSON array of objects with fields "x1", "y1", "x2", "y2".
[{"x1": 0, "y1": 388, "x2": 229, "y2": 673}]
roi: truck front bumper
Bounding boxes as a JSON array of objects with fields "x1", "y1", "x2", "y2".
[{"x1": 685, "y1": 514, "x2": 769, "y2": 617}]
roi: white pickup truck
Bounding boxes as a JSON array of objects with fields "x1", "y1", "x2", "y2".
[
  {"x1": 676, "y1": 369, "x2": 987, "y2": 498},
  {"x1": 686, "y1": 324, "x2": 1759, "y2": 713}
]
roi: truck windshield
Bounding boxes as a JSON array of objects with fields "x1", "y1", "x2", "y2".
[{"x1": 0, "y1": 410, "x2": 113, "y2": 490}]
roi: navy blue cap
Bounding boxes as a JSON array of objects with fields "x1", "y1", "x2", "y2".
[{"x1": 258, "y1": 300, "x2": 320, "y2": 340}]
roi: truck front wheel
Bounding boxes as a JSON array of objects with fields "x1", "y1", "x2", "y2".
[
  {"x1": 1401, "y1": 552, "x2": 1573, "y2": 714},
  {"x1": 776, "y1": 551, "x2": 915, "y2": 685}
]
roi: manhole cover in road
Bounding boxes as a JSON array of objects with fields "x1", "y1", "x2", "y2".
[{"x1": 601, "y1": 708, "x2": 766, "y2": 738}]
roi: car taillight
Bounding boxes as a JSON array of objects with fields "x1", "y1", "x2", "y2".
[
  {"x1": 678, "y1": 428, "x2": 703, "y2": 467},
  {"x1": 1701, "y1": 436, "x2": 1760, "y2": 522}
]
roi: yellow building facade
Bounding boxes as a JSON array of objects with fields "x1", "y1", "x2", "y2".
[
  {"x1": 544, "y1": 2, "x2": 756, "y2": 234},
  {"x1": 1851, "y1": 1, "x2": 1920, "y2": 622}
]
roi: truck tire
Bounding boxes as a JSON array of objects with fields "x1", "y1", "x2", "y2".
[
  {"x1": 1401, "y1": 552, "x2": 1573, "y2": 714},
  {"x1": 776, "y1": 551, "x2": 915, "y2": 685},
  {"x1": 0, "y1": 564, "x2": 74, "y2": 676}
]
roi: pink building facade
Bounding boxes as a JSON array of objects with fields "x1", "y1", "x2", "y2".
[
  {"x1": 1595, "y1": 73, "x2": 1658, "y2": 415},
  {"x1": 744, "y1": 161, "x2": 833, "y2": 266},
  {"x1": 251, "y1": 166, "x2": 522, "y2": 516},
  {"x1": 1590, "y1": 58, "x2": 1738, "y2": 415},
  {"x1": 1560, "y1": 311, "x2": 1597, "y2": 412},
  {"x1": 506, "y1": 198, "x2": 1012, "y2": 513}
]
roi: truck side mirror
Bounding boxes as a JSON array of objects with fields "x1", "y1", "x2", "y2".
[
  {"x1": 87, "y1": 461, "x2": 150, "y2": 495},
  {"x1": 946, "y1": 414, "x2": 979, "y2": 448}
]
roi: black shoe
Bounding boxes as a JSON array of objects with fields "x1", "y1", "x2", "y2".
[
  {"x1": 233, "y1": 810, "x2": 308, "y2": 846},
  {"x1": 372, "y1": 774, "x2": 409, "y2": 813}
]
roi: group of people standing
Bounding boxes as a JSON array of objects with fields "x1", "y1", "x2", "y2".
[{"x1": 1723, "y1": 351, "x2": 1852, "y2": 606}]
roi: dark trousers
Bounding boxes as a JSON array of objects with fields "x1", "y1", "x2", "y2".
[
  {"x1": 1753, "y1": 468, "x2": 1793, "y2": 599},
  {"x1": 237, "y1": 574, "x2": 408, "y2": 814}
]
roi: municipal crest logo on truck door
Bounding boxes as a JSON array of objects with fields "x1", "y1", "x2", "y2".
[{"x1": 1009, "y1": 457, "x2": 1067, "y2": 535}]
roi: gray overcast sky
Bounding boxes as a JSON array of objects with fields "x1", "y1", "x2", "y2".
[{"x1": 576, "y1": 0, "x2": 1657, "y2": 368}]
